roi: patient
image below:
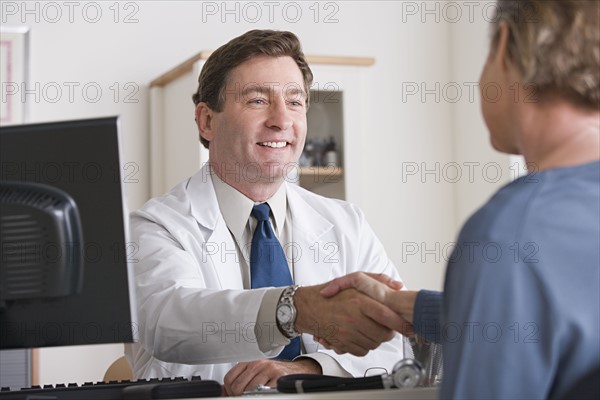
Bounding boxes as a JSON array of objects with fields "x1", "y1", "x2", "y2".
[{"x1": 321, "y1": 1, "x2": 600, "y2": 398}]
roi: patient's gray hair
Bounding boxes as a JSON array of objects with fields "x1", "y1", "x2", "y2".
[{"x1": 490, "y1": 0, "x2": 599, "y2": 109}]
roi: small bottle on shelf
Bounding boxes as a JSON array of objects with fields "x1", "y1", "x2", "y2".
[{"x1": 323, "y1": 136, "x2": 338, "y2": 167}]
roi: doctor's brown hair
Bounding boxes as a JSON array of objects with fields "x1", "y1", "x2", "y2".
[
  {"x1": 489, "y1": 0, "x2": 599, "y2": 109},
  {"x1": 192, "y1": 29, "x2": 314, "y2": 149}
]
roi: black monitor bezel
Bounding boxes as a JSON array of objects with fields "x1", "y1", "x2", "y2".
[{"x1": 0, "y1": 116, "x2": 137, "y2": 349}]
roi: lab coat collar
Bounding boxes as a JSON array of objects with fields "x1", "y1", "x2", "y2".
[
  {"x1": 186, "y1": 164, "x2": 245, "y2": 288},
  {"x1": 187, "y1": 163, "x2": 222, "y2": 231},
  {"x1": 185, "y1": 164, "x2": 335, "y2": 289}
]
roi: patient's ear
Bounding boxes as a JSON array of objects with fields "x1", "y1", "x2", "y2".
[
  {"x1": 195, "y1": 103, "x2": 215, "y2": 142},
  {"x1": 495, "y1": 20, "x2": 511, "y2": 71}
]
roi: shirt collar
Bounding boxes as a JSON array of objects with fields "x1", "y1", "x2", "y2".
[
  {"x1": 211, "y1": 173, "x2": 287, "y2": 238},
  {"x1": 265, "y1": 181, "x2": 287, "y2": 236}
]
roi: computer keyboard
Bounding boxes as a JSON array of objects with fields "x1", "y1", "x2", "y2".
[{"x1": 0, "y1": 376, "x2": 222, "y2": 399}]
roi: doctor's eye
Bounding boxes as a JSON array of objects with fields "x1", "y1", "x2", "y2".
[{"x1": 248, "y1": 98, "x2": 268, "y2": 106}]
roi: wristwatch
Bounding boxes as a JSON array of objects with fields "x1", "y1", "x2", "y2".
[{"x1": 276, "y1": 285, "x2": 301, "y2": 338}]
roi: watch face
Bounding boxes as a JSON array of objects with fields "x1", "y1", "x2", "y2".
[{"x1": 277, "y1": 304, "x2": 294, "y2": 324}]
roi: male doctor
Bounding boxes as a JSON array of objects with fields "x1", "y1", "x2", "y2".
[{"x1": 126, "y1": 29, "x2": 408, "y2": 396}]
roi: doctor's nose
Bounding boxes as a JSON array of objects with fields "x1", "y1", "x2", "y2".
[{"x1": 265, "y1": 99, "x2": 293, "y2": 131}]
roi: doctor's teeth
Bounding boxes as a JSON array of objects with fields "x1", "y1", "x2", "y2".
[{"x1": 260, "y1": 142, "x2": 287, "y2": 148}]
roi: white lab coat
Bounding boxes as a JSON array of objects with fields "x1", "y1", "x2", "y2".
[{"x1": 126, "y1": 165, "x2": 406, "y2": 382}]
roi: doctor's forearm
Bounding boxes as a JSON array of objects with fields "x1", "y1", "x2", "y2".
[{"x1": 140, "y1": 288, "x2": 276, "y2": 364}]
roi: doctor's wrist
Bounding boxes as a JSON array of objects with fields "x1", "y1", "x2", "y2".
[
  {"x1": 293, "y1": 285, "x2": 321, "y2": 336},
  {"x1": 291, "y1": 357, "x2": 322, "y2": 374}
]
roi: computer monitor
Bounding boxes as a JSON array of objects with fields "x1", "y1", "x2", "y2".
[{"x1": 0, "y1": 116, "x2": 137, "y2": 349}]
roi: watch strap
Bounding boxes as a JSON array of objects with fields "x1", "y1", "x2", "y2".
[{"x1": 277, "y1": 285, "x2": 301, "y2": 338}]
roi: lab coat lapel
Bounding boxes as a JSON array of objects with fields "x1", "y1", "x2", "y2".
[
  {"x1": 187, "y1": 165, "x2": 244, "y2": 289},
  {"x1": 286, "y1": 184, "x2": 337, "y2": 286}
]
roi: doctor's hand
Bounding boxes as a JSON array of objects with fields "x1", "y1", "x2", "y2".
[
  {"x1": 223, "y1": 358, "x2": 320, "y2": 396},
  {"x1": 294, "y1": 283, "x2": 407, "y2": 356},
  {"x1": 319, "y1": 272, "x2": 417, "y2": 337}
]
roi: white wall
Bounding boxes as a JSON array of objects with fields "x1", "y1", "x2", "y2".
[
  {"x1": 449, "y1": 3, "x2": 513, "y2": 230},
  {"x1": 1, "y1": 0, "x2": 505, "y2": 384}
]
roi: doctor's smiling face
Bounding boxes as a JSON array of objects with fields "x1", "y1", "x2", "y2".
[{"x1": 196, "y1": 55, "x2": 308, "y2": 200}]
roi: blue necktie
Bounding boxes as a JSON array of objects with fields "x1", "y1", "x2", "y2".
[{"x1": 250, "y1": 203, "x2": 301, "y2": 360}]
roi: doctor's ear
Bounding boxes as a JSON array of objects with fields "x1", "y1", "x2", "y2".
[{"x1": 195, "y1": 102, "x2": 215, "y2": 142}]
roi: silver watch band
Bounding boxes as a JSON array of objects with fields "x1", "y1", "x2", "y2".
[{"x1": 277, "y1": 285, "x2": 301, "y2": 338}]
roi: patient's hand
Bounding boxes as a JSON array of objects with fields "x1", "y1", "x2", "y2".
[
  {"x1": 319, "y1": 272, "x2": 417, "y2": 338},
  {"x1": 294, "y1": 283, "x2": 406, "y2": 356},
  {"x1": 321, "y1": 272, "x2": 404, "y2": 302},
  {"x1": 223, "y1": 358, "x2": 320, "y2": 396}
]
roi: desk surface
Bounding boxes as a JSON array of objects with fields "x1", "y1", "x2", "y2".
[{"x1": 193, "y1": 387, "x2": 438, "y2": 400}]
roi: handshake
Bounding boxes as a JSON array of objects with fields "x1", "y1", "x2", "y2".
[
  {"x1": 294, "y1": 272, "x2": 419, "y2": 356},
  {"x1": 223, "y1": 273, "x2": 425, "y2": 395}
]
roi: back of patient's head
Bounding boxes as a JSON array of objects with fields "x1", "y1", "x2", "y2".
[
  {"x1": 192, "y1": 29, "x2": 314, "y2": 149},
  {"x1": 490, "y1": 0, "x2": 599, "y2": 110}
]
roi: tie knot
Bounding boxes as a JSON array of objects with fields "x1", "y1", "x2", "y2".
[{"x1": 252, "y1": 203, "x2": 271, "y2": 222}]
